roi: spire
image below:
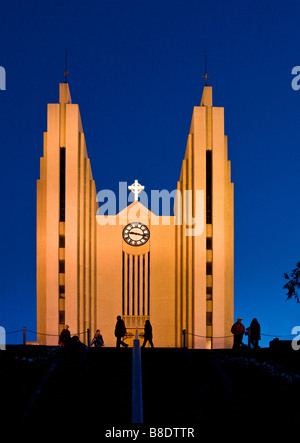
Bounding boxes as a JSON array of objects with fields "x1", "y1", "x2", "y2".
[
  {"x1": 202, "y1": 52, "x2": 209, "y2": 86},
  {"x1": 200, "y1": 52, "x2": 212, "y2": 106},
  {"x1": 64, "y1": 49, "x2": 69, "y2": 83}
]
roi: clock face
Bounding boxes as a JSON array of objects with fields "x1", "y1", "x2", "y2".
[{"x1": 122, "y1": 222, "x2": 150, "y2": 246}]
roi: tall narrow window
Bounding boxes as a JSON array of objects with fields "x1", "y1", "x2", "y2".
[
  {"x1": 132, "y1": 255, "x2": 135, "y2": 314},
  {"x1": 59, "y1": 235, "x2": 65, "y2": 248},
  {"x1": 122, "y1": 252, "x2": 125, "y2": 315},
  {"x1": 122, "y1": 252, "x2": 150, "y2": 318},
  {"x1": 127, "y1": 254, "x2": 130, "y2": 315},
  {"x1": 206, "y1": 150, "x2": 212, "y2": 224},
  {"x1": 59, "y1": 260, "x2": 65, "y2": 273},
  {"x1": 143, "y1": 254, "x2": 145, "y2": 316},
  {"x1": 148, "y1": 252, "x2": 150, "y2": 315},
  {"x1": 137, "y1": 255, "x2": 140, "y2": 315},
  {"x1": 206, "y1": 312, "x2": 212, "y2": 326},
  {"x1": 206, "y1": 286, "x2": 213, "y2": 300},
  {"x1": 60, "y1": 147, "x2": 66, "y2": 222},
  {"x1": 206, "y1": 262, "x2": 212, "y2": 275}
]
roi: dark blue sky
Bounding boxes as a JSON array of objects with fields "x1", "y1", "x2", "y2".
[{"x1": 0, "y1": 0, "x2": 300, "y2": 347}]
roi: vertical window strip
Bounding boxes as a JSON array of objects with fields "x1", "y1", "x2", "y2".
[
  {"x1": 127, "y1": 254, "x2": 130, "y2": 315},
  {"x1": 59, "y1": 147, "x2": 66, "y2": 222},
  {"x1": 122, "y1": 252, "x2": 150, "y2": 319},
  {"x1": 137, "y1": 255, "x2": 140, "y2": 316},
  {"x1": 143, "y1": 254, "x2": 145, "y2": 316},
  {"x1": 206, "y1": 150, "x2": 212, "y2": 224},
  {"x1": 122, "y1": 251, "x2": 125, "y2": 316},
  {"x1": 132, "y1": 255, "x2": 135, "y2": 315},
  {"x1": 147, "y1": 252, "x2": 150, "y2": 316}
]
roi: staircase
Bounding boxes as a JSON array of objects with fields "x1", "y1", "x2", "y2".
[{"x1": 1, "y1": 344, "x2": 300, "y2": 430}]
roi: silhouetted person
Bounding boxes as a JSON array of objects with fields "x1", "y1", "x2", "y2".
[
  {"x1": 231, "y1": 318, "x2": 245, "y2": 349},
  {"x1": 58, "y1": 325, "x2": 70, "y2": 346},
  {"x1": 115, "y1": 316, "x2": 128, "y2": 348},
  {"x1": 91, "y1": 329, "x2": 104, "y2": 347},
  {"x1": 249, "y1": 318, "x2": 261, "y2": 348},
  {"x1": 141, "y1": 320, "x2": 154, "y2": 348}
]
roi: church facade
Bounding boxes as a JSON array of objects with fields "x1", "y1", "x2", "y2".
[{"x1": 36, "y1": 82, "x2": 234, "y2": 349}]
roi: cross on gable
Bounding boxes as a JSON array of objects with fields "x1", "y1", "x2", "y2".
[{"x1": 128, "y1": 179, "x2": 145, "y2": 201}]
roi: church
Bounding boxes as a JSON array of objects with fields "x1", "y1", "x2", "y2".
[{"x1": 36, "y1": 79, "x2": 234, "y2": 349}]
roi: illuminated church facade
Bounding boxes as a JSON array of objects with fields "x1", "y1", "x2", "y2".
[{"x1": 36, "y1": 81, "x2": 234, "y2": 349}]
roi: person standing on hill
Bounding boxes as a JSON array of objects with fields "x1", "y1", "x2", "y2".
[
  {"x1": 58, "y1": 325, "x2": 71, "y2": 346},
  {"x1": 249, "y1": 318, "x2": 261, "y2": 348},
  {"x1": 231, "y1": 318, "x2": 245, "y2": 349}
]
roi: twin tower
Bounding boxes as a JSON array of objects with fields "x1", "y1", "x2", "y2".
[{"x1": 36, "y1": 82, "x2": 234, "y2": 349}]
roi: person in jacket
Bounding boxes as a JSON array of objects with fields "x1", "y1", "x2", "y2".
[
  {"x1": 90, "y1": 329, "x2": 104, "y2": 347},
  {"x1": 58, "y1": 325, "x2": 71, "y2": 346},
  {"x1": 231, "y1": 318, "x2": 245, "y2": 349},
  {"x1": 249, "y1": 318, "x2": 261, "y2": 348},
  {"x1": 141, "y1": 320, "x2": 154, "y2": 348},
  {"x1": 115, "y1": 316, "x2": 128, "y2": 348}
]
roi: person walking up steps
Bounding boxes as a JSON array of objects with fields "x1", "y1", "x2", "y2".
[
  {"x1": 115, "y1": 316, "x2": 129, "y2": 348},
  {"x1": 141, "y1": 320, "x2": 154, "y2": 348}
]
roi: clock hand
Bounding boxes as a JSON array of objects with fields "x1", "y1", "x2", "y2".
[{"x1": 130, "y1": 230, "x2": 143, "y2": 236}]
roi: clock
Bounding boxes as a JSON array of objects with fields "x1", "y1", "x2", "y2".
[{"x1": 122, "y1": 222, "x2": 150, "y2": 246}]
